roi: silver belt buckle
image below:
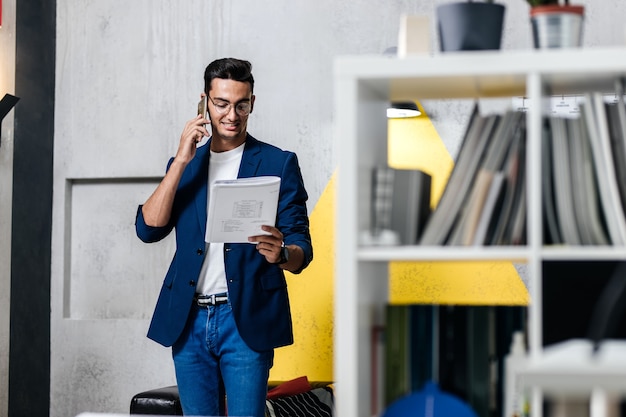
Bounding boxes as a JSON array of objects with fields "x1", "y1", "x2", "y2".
[{"x1": 196, "y1": 294, "x2": 211, "y2": 307}]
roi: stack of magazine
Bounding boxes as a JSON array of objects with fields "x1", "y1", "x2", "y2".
[
  {"x1": 543, "y1": 87, "x2": 626, "y2": 246},
  {"x1": 420, "y1": 81, "x2": 626, "y2": 247},
  {"x1": 419, "y1": 105, "x2": 527, "y2": 246}
]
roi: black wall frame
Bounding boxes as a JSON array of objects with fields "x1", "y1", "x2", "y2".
[{"x1": 9, "y1": 0, "x2": 56, "y2": 415}]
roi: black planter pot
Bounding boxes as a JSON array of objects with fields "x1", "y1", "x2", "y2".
[{"x1": 437, "y1": 2, "x2": 506, "y2": 52}]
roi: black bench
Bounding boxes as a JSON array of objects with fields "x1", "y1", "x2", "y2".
[
  {"x1": 130, "y1": 380, "x2": 333, "y2": 415},
  {"x1": 130, "y1": 385, "x2": 183, "y2": 415}
]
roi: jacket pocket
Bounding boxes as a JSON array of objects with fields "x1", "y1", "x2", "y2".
[{"x1": 259, "y1": 271, "x2": 287, "y2": 291}]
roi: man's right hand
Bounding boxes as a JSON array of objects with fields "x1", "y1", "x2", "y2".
[
  {"x1": 141, "y1": 115, "x2": 209, "y2": 227},
  {"x1": 174, "y1": 114, "x2": 210, "y2": 165}
]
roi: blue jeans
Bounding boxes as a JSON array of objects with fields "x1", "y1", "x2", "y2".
[{"x1": 172, "y1": 301, "x2": 274, "y2": 417}]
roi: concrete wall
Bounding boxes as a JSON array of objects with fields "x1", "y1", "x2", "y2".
[{"x1": 2, "y1": 0, "x2": 626, "y2": 416}]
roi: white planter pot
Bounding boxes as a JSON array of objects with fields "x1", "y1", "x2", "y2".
[{"x1": 531, "y1": 5, "x2": 584, "y2": 49}]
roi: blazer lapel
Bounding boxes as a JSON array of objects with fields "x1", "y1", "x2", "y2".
[
  {"x1": 192, "y1": 143, "x2": 210, "y2": 234},
  {"x1": 238, "y1": 134, "x2": 262, "y2": 178}
]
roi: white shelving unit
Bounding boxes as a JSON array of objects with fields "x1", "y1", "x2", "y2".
[{"x1": 333, "y1": 47, "x2": 626, "y2": 417}]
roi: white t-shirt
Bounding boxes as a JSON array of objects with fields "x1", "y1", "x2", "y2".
[{"x1": 196, "y1": 142, "x2": 245, "y2": 296}]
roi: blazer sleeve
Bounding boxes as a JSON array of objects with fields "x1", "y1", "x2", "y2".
[
  {"x1": 135, "y1": 205, "x2": 174, "y2": 243},
  {"x1": 135, "y1": 157, "x2": 176, "y2": 243},
  {"x1": 276, "y1": 152, "x2": 313, "y2": 273}
]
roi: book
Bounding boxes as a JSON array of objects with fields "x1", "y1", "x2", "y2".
[
  {"x1": 509, "y1": 119, "x2": 527, "y2": 246},
  {"x1": 453, "y1": 110, "x2": 523, "y2": 246},
  {"x1": 550, "y1": 116, "x2": 581, "y2": 245},
  {"x1": 541, "y1": 117, "x2": 563, "y2": 245},
  {"x1": 369, "y1": 166, "x2": 432, "y2": 245},
  {"x1": 471, "y1": 171, "x2": 506, "y2": 245},
  {"x1": 489, "y1": 115, "x2": 527, "y2": 245},
  {"x1": 384, "y1": 305, "x2": 411, "y2": 406},
  {"x1": 567, "y1": 115, "x2": 592, "y2": 244},
  {"x1": 509, "y1": 176, "x2": 527, "y2": 246},
  {"x1": 419, "y1": 105, "x2": 483, "y2": 245},
  {"x1": 449, "y1": 169, "x2": 496, "y2": 246},
  {"x1": 437, "y1": 306, "x2": 526, "y2": 417},
  {"x1": 567, "y1": 115, "x2": 609, "y2": 245},
  {"x1": 205, "y1": 176, "x2": 281, "y2": 243},
  {"x1": 608, "y1": 80, "x2": 626, "y2": 216},
  {"x1": 384, "y1": 305, "x2": 435, "y2": 406},
  {"x1": 420, "y1": 106, "x2": 498, "y2": 245},
  {"x1": 581, "y1": 93, "x2": 626, "y2": 245}
]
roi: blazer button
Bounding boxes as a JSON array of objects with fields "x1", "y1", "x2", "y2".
[
  {"x1": 189, "y1": 280, "x2": 196, "y2": 287},
  {"x1": 196, "y1": 248, "x2": 204, "y2": 255}
]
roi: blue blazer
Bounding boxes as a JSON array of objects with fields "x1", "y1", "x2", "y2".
[{"x1": 135, "y1": 135, "x2": 313, "y2": 351}]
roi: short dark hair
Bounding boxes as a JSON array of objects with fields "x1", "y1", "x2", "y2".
[{"x1": 204, "y1": 58, "x2": 254, "y2": 94}]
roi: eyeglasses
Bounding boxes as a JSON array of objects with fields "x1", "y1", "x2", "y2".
[{"x1": 207, "y1": 96, "x2": 252, "y2": 116}]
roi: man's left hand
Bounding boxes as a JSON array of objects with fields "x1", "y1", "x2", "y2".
[{"x1": 249, "y1": 225, "x2": 284, "y2": 264}]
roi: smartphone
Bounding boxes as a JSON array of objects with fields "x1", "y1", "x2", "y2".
[{"x1": 197, "y1": 96, "x2": 207, "y2": 118}]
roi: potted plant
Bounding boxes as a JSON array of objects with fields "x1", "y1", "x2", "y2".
[
  {"x1": 527, "y1": 0, "x2": 585, "y2": 48},
  {"x1": 437, "y1": 0, "x2": 506, "y2": 52}
]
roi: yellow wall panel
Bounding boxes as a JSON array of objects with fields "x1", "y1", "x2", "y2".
[
  {"x1": 389, "y1": 261, "x2": 529, "y2": 305},
  {"x1": 270, "y1": 174, "x2": 336, "y2": 382}
]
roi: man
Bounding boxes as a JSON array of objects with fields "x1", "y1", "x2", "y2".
[{"x1": 135, "y1": 57, "x2": 313, "y2": 417}]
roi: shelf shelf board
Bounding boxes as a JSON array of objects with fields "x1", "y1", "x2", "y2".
[
  {"x1": 357, "y1": 246, "x2": 530, "y2": 262},
  {"x1": 356, "y1": 245, "x2": 626, "y2": 262},
  {"x1": 335, "y1": 47, "x2": 626, "y2": 100},
  {"x1": 518, "y1": 340, "x2": 626, "y2": 395},
  {"x1": 541, "y1": 246, "x2": 626, "y2": 261}
]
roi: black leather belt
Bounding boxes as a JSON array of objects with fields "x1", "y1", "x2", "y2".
[{"x1": 194, "y1": 293, "x2": 228, "y2": 307}]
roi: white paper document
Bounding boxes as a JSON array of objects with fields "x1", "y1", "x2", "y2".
[{"x1": 206, "y1": 176, "x2": 281, "y2": 243}]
